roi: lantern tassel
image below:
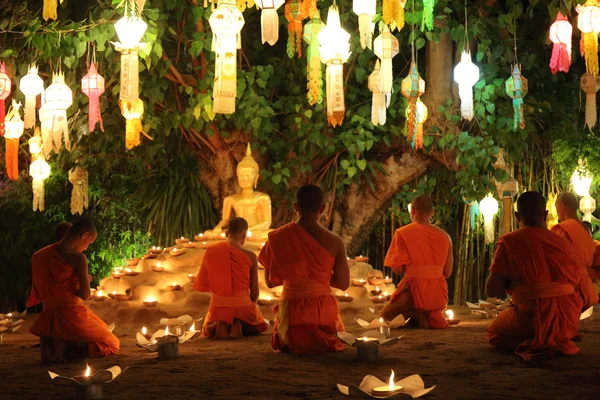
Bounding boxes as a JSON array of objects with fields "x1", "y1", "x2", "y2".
[
  {"x1": 469, "y1": 202, "x2": 479, "y2": 230},
  {"x1": 32, "y1": 178, "x2": 45, "y2": 212},
  {"x1": 0, "y1": 99, "x2": 5, "y2": 137},
  {"x1": 261, "y1": 9, "x2": 279, "y2": 46},
  {"x1": 24, "y1": 96, "x2": 36, "y2": 129},
  {"x1": 583, "y1": 32, "x2": 599, "y2": 76},
  {"x1": 325, "y1": 63, "x2": 345, "y2": 127},
  {"x1": 421, "y1": 0, "x2": 435, "y2": 31},
  {"x1": 406, "y1": 97, "x2": 417, "y2": 144},
  {"x1": 88, "y1": 95, "x2": 104, "y2": 133},
  {"x1": 304, "y1": 16, "x2": 323, "y2": 105},
  {"x1": 550, "y1": 43, "x2": 571, "y2": 75},
  {"x1": 484, "y1": 217, "x2": 495, "y2": 244},
  {"x1": 358, "y1": 14, "x2": 374, "y2": 50},
  {"x1": 287, "y1": 30, "x2": 296, "y2": 59},
  {"x1": 458, "y1": 86, "x2": 474, "y2": 121},
  {"x1": 383, "y1": 0, "x2": 405, "y2": 32},
  {"x1": 43, "y1": 0, "x2": 58, "y2": 21},
  {"x1": 512, "y1": 97, "x2": 525, "y2": 130},
  {"x1": 5, "y1": 138, "x2": 19, "y2": 180},
  {"x1": 125, "y1": 118, "x2": 143, "y2": 150},
  {"x1": 371, "y1": 92, "x2": 386, "y2": 126},
  {"x1": 51, "y1": 111, "x2": 70, "y2": 152},
  {"x1": 585, "y1": 93, "x2": 597, "y2": 129}
]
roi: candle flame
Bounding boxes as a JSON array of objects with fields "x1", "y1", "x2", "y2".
[
  {"x1": 142, "y1": 326, "x2": 147, "y2": 335},
  {"x1": 389, "y1": 370, "x2": 395, "y2": 390},
  {"x1": 445, "y1": 310, "x2": 454, "y2": 320},
  {"x1": 220, "y1": 233, "x2": 225, "y2": 237},
  {"x1": 188, "y1": 274, "x2": 193, "y2": 278},
  {"x1": 379, "y1": 318, "x2": 384, "y2": 323},
  {"x1": 265, "y1": 296, "x2": 272, "y2": 301},
  {"x1": 85, "y1": 364, "x2": 91, "y2": 377},
  {"x1": 378, "y1": 295, "x2": 383, "y2": 299},
  {"x1": 157, "y1": 262, "x2": 161, "y2": 267},
  {"x1": 125, "y1": 268, "x2": 131, "y2": 273},
  {"x1": 172, "y1": 282, "x2": 177, "y2": 286},
  {"x1": 152, "y1": 339, "x2": 157, "y2": 344},
  {"x1": 375, "y1": 287, "x2": 381, "y2": 291},
  {"x1": 386, "y1": 276, "x2": 389, "y2": 279},
  {"x1": 247, "y1": 230, "x2": 253, "y2": 238},
  {"x1": 7, "y1": 313, "x2": 12, "y2": 317},
  {"x1": 165, "y1": 326, "x2": 170, "y2": 336},
  {"x1": 360, "y1": 279, "x2": 365, "y2": 282},
  {"x1": 181, "y1": 236, "x2": 184, "y2": 240},
  {"x1": 190, "y1": 323, "x2": 195, "y2": 332},
  {"x1": 145, "y1": 296, "x2": 155, "y2": 302},
  {"x1": 97, "y1": 290, "x2": 103, "y2": 296},
  {"x1": 112, "y1": 291, "x2": 116, "y2": 295},
  {"x1": 362, "y1": 336, "x2": 368, "y2": 341},
  {"x1": 344, "y1": 293, "x2": 348, "y2": 297},
  {"x1": 383, "y1": 292, "x2": 389, "y2": 296},
  {"x1": 174, "y1": 247, "x2": 178, "y2": 251}
]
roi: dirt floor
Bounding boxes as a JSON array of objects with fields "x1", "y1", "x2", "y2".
[{"x1": 1, "y1": 306, "x2": 600, "y2": 400}]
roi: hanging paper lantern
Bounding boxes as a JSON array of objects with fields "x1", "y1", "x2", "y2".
[
  {"x1": 0, "y1": 63, "x2": 12, "y2": 137},
  {"x1": 285, "y1": 0, "x2": 306, "y2": 58},
  {"x1": 413, "y1": 98, "x2": 428, "y2": 149},
  {"x1": 383, "y1": 0, "x2": 406, "y2": 32},
  {"x1": 421, "y1": 0, "x2": 436, "y2": 31},
  {"x1": 4, "y1": 100, "x2": 24, "y2": 180},
  {"x1": 373, "y1": 25, "x2": 399, "y2": 95},
  {"x1": 255, "y1": 0, "x2": 284, "y2": 46},
  {"x1": 29, "y1": 134, "x2": 43, "y2": 155},
  {"x1": 81, "y1": 63, "x2": 105, "y2": 133},
  {"x1": 19, "y1": 65, "x2": 44, "y2": 130},
  {"x1": 236, "y1": 0, "x2": 255, "y2": 11},
  {"x1": 454, "y1": 50, "x2": 479, "y2": 121},
  {"x1": 304, "y1": 0, "x2": 318, "y2": 18},
  {"x1": 546, "y1": 193, "x2": 559, "y2": 229},
  {"x1": 401, "y1": 63, "x2": 425, "y2": 148},
  {"x1": 42, "y1": 0, "x2": 62, "y2": 21},
  {"x1": 45, "y1": 72, "x2": 73, "y2": 152},
  {"x1": 120, "y1": 99, "x2": 144, "y2": 149},
  {"x1": 210, "y1": 0, "x2": 245, "y2": 114},
  {"x1": 571, "y1": 159, "x2": 593, "y2": 197},
  {"x1": 303, "y1": 15, "x2": 324, "y2": 106},
  {"x1": 479, "y1": 193, "x2": 499, "y2": 244},
  {"x1": 39, "y1": 104, "x2": 53, "y2": 157},
  {"x1": 505, "y1": 64, "x2": 528, "y2": 130},
  {"x1": 29, "y1": 157, "x2": 51, "y2": 212},
  {"x1": 577, "y1": 1, "x2": 600, "y2": 76},
  {"x1": 69, "y1": 166, "x2": 89, "y2": 215},
  {"x1": 114, "y1": 10, "x2": 148, "y2": 50},
  {"x1": 353, "y1": 0, "x2": 376, "y2": 49},
  {"x1": 580, "y1": 195, "x2": 596, "y2": 222},
  {"x1": 580, "y1": 73, "x2": 600, "y2": 129},
  {"x1": 469, "y1": 201, "x2": 479, "y2": 230},
  {"x1": 369, "y1": 61, "x2": 386, "y2": 126},
  {"x1": 318, "y1": 4, "x2": 352, "y2": 127},
  {"x1": 549, "y1": 13, "x2": 572, "y2": 74}
]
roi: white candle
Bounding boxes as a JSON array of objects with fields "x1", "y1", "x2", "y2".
[{"x1": 372, "y1": 370, "x2": 402, "y2": 395}]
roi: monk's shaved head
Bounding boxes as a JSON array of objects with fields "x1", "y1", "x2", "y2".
[
  {"x1": 228, "y1": 217, "x2": 248, "y2": 235},
  {"x1": 296, "y1": 184, "x2": 324, "y2": 213},
  {"x1": 68, "y1": 217, "x2": 96, "y2": 238},
  {"x1": 55, "y1": 222, "x2": 72, "y2": 242},
  {"x1": 516, "y1": 191, "x2": 547, "y2": 227},
  {"x1": 411, "y1": 195, "x2": 434, "y2": 215},
  {"x1": 556, "y1": 192, "x2": 579, "y2": 211}
]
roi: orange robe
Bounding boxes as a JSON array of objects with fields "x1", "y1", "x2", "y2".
[
  {"x1": 193, "y1": 242, "x2": 267, "y2": 336},
  {"x1": 27, "y1": 244, "x2": 119, "y2": 358},
  {"x1": 258, "y1": 222, "x2": 344, "y2": 355},
  {"x1": 385, "y1": 223, "x2": 451, "y2": 329},
  {"x1": 486, "y1": 228, "x2": 583, "y2": 360},
  {"x1": 590, "y1": 241, "x2": 600, "y2": 292},
  {"x1": 551, "y1": 220, "x2": 599, "y2": 308}
]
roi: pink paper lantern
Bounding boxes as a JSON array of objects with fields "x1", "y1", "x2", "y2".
[
  {"x1": 549, "y1": 13, "x2": 572, "y2": 74},
  {"x1": 0, "y1": 63, "x2": 12, "y2": 136},
  {"x1": 81, "y1": 63, "x2": 105, "y2": 132}
]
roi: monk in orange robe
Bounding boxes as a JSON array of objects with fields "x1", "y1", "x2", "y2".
[
  {"x1": 258, "y1": 184, "x2": 349, "y2": 355},
  {"x1": 194, "y1": 217, "x2": 268, "y2": 339},
  {"x1": 551, "y1": 192, "x2": 599, "y2": 309},
  {"x1": 27, "y1": 218, "x2": 119, "y2": 363},
  {"x1": 486, "y1": 192, "x2": 583, "y2": 360},
  {"x1": 379, "y1": 195, "x2": 453, "y2": 329}
]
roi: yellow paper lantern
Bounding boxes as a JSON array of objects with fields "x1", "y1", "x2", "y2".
[
  {"x1": 577, "y1": 0, "x2": 600, "y2": 76},
  {"x1": 69, "y1": 166, "x2": 89, "y2": 215},
  {"x1": 479, "y1": 193, "x2": 499, "y2": 244},
  {"x1": 120, "y1": 99, "x2": 144, "y2": 150},
  {"x1": 19, "y1": 66, "x2": 44, "y2": 130},
  {"x1": 571, "y1": 159, "x2": 593, "y2": 196},
  {"x1": 29, "y1": 158, "x2": 51, "y2": 212}
]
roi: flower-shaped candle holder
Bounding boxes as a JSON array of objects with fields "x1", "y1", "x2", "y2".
[
  {"x1": 0, "y1": 310, "x2": 25, "y2": 335},
  {"x1": 152, "y1": 262, "x2": 164, "y2": 272},
  {"x1": 170, "y1": 247, "x2": 185, "y2": 257},
  {"x1": 182, "y1": 241, "x2": 196, "y2": 249},
  {"x1": 338, "y1": 330, "x2": 401, "y2": 362},
  {"x1": 355, "y1": 255, "x2": 369, "y2": 263},
  {"x1": 368, "y1": 277, "x2": 384, "y2": 286},
  {"x1": 445, "y1": 310, "x2": 460, "y2": 325},
  {"x1": 372, "y1": 295, "x2": 386, "y2": 304},
  {"x1": 175, "y1": 237, "x2": 190, "y2": 244},
  {"x1": 136, "y1": 324, "x2": 200, "y2": 360},
  {"x1": 337, "y1": 373, "x2": 435, "y2": 399},
  {"x1": 194, "y1": 233, "x2": 205, "y2": 242},
  {"x1": 126, "y1": 258, "x2": 140, "y2": 266},
  {"x1": 48, "y1": 365, "x2": 126, "y2": 400},
  {"x1": 149, "y1": 246, "x2": 163, "y2": 255},
  {"x1": 384, "y1": 276, "x2": 393, "y2": 284},
  {"x1": 356, "y1": 315, "x2": 410, "y2": 338},
  {"x1": 143, "y1": 297, "x2": 158, "y2": 307},
  {"x1": 352, "y1": 279, "x2": 368, "y2": 287},
  {"x1": 159, "y1": 315, "x2": 202, "y2": 336},
  {"x1": 143, "y1": 253, "x2": 157, "y2": 260},
  {"x1": 164, "y1": 283, "x2": 181, "y2": 292},
  {"x1": 91, "y1": 290, "x2": 107, "y2": 302},
  {"x1": 123, "y1": 268, "x2": 139, "y2": 277},
  {"x1": 336, "y1": 293, "x2": 353, "y2": 302}
]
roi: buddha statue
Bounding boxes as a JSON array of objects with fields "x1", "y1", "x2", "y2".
[{"x1": 204, "y1": 143, "x2": 272, "y2": 242}]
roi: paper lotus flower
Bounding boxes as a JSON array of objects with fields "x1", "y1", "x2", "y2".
[
  {"x1": 581, "y1": 306, "x2": 594, "y2": 321},
  {"x1": 356, "y1": 315, "x2": 411, "y2": 330},
  {"x1": 337, "y1": 373, "x2": 435, "y2": 399},
  {"x1": 48, "y1": 365, "x2": 125, "y2": 396},
  {"x1": 136, "y1": 328, "x2": 199, "y2": 352},
  {"x1": 159, "y1": 314, "x2": 203, "y2": 333}
]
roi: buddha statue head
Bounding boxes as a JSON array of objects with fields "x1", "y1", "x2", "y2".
[{"x1": 236, "y1": 143, "x2": 260, "y2": 190}]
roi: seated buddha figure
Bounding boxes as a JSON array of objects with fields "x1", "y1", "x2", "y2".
[{"x1": 204, "y1": 143, "x2": 272, "y2": 242}]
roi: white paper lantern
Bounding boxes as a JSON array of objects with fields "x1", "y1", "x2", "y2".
[
  {"x1": 45, "y1": 72, "x2": 73, "y2": 152},
  {"x1": 453, "y1": 50, "x2": 479, "y2": 121},
  {"x1": 353, "y1": 0, "x2": 376, "y2": 50},
  {"x1": 479, "y1": 193, "x2": 499, "y2": 244},
  {"x1": 19, "y1": 66, "x2": 44, "y2": 129},
  {"x1": 571, "y1": 160, "x2": 593, "y2": 196},
  {"x1": 29, "y1": 157, "x2": 51, "y2": 212},
  {"x1": 255, "y1": 0, "x2": 285, "y2": 46}
]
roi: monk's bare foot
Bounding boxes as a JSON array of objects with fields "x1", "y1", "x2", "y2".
[
  {"x1": 229, "y1": 320, "x2": 243, "y2": 339},
  {"x1": 214, "y1": 321, "x2": 229, "y2": 340}
]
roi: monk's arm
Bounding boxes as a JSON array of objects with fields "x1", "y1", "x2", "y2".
[
  {"x1": 486, "y1": 242, "x2": 511, "y2": 298},
  {"x1": 73, "y1": 254, "x2": 92, "y2": 300},
  {"x1": 443, "y1": 238, "x2": 454, "y2": 278},
  {"x1": 249, "y1": 253, "x2": 259, "y2": 302},
  {"x1": 486, "y1": 273, "x2": 510, "y2": 298},
  {"x1": 330, "y1": 238, "x2": 350, "y2": 290}
]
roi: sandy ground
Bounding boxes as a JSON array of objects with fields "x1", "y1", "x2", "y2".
[{"x1": 1, "y1": 306, "x2": 600, "y2": 400}]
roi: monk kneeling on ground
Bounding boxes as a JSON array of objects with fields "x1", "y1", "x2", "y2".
[
  {"x1": 379, "y1": 195, "x2": 453, "y2": 329},
  {"x1": 486, "y1": 192, "x2": 583, "y2": 360},
  {"x1": 259, "y1": 184, "x2": 349, "y2": 355},
  {"x1": 194, "y1": 217, "x2": 268, "y2": 339},
  {"x1": 551, "y1": 193, "x2": 599, "y2": 309},
  {"x1": 27, "y1": 217, "x2": 119, "y2": 364}
]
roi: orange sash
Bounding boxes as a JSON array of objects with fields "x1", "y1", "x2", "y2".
[
  {"x1": 404, "y1": 265, "x2": 444, "y2": 279},
  {"x1": 281, "y1": 280, "x2": 332, "y2": 301},
  {"x1": 211, "y1": 292, "x2": 253, "y2": 308},
  {"x1": 512, "y1": 282, "x2": 575, "y2": 305},
  {"x1": 42, "y1": 294, "x2": 83, "y2": 310}
]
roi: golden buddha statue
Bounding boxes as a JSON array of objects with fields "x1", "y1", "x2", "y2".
[{"x1": 204, "y1": 143, "x2": 272, "y2": 242}]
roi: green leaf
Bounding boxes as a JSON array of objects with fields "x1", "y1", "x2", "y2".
[
  {"x1": 340, "y1": 160, "x2": 350, "y2": 169},
  {"x1": 271, "y1": 174, "x2": 282, "y2": 184},
  {"x1": 357, "y1": 159, "x2": 367, "y2": 171},
  {"x1": 347, "y1": 167, "x2": 357, "y2": 178}
]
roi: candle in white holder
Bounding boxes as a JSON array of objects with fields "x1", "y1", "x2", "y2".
[{"x1": 372, "y1": 370, "x2": 402, "y2": 396}]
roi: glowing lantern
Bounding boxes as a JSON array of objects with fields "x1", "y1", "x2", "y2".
[
  {"x1": 39, "y1": 104, "x2": 53, "y2": 157},
  {"x1": 401, "y1": 63, "x2": 426, "y2": 149},
  {"x1": 285, "y1": 0, "x2": 306, "y2": 58},
  {"x1": 571, "y1": 159, "x2": 593, "y2": 197},
  {"x1": 29, "y1": 132, "x2": 50, "y2": 212},
  {"x1": 413, "y1": 99, "x2": 428, "y2": 149},
  {"x1": 29, "y1": 135, "x2": 42, "y2": 155},
  {"x1": 577, "y1": 1, "x2": 600, "y2": 76},
  {"x1": 45, "y1": 72, "x2": 73, "y2": 151},
  {"x1": 255, "y1": 0, "x2": 284, "y2": 46},
  {"x1": 19, "y1": 65, "x2": 44, "y2": 129},
  {"x1": 421, "y1": 0, "x2": 436, "y2": 31},
  {"x1": 69, "y1": 166, "x2": 89, "y2": 215},
  {"x1": 210, "y1": 0, "x2": 245, "y2": 114},
  {"x1": 454, "y1": 50, "x2": 479, "y2": 121},
  {"x1": 0, "y1": 63, "x2": 12, "y2": 136},
  {"x1": 303, "y1": 14, "x2": 324, "y2": 105},
  {"x1": 373, "y1": 25, "x2": 399, "y2": 95},
  {"x1": 120, "y1": 99, "x2": 144, "y2": 150},
  {"x1": 42, "y1": 0, "x2": 62, "y2": 21},
  {"x1": 114, "y1": 10, "x2": 148, "y2": 50},
  {"x1": 236, "y1": 0, "x2": 256, "y2": 11},
  {"x1": 580, "y1": 73, "x2": 600, "y2": 129},
  {"x1": 318, "y1": 4, "x2": 352, "y2": 127},
  {"x1": 580, "y1": 195, "x2": 596, "y2": 222},
  {"x1": 505, "y1": 64, "x2": 528, "y2": 130},
  {"x1": 546, "y1": 193, "x2": 559, "y2": 229},
  {"x1": 353, "y1": 0, "x2": 376, "y2": 49},
  {"x1": 369, "y1": 61, "x2": 386, "y2": 126},
  {"x1": 4, "y1": 100, "x2": 24, "y2": 180},
  {"x1": 81, "y1": 63, "x2": 105, "y2": 133},
  {"x1": 549, "y1": 13, "x2": 572, "y2": 74},
  {"x1": 479, "y1": 193, "x2": 499, "y2": 244},
  {"x1": 383, "y1": 0, "x2": 406, "y2": 32}
]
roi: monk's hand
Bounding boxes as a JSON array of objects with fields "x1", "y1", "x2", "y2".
[{"x1": 213, "y1": 226, "x2": 222, "y2": 236}]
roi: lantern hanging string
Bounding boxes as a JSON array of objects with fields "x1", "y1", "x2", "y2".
[
  {"x1": 411, "y1": 0, "x2": 415, "y2": 63},
  {"x1": 463, "y1": 0, "x2": 468, "y2": 52},
  {"x1": 513, "y1": 28, "x2": 519, "y2": 65}
]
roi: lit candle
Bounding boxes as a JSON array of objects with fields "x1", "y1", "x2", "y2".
[
  {"x1": 190, "y1": 323, "x2": 195, "y2": 332},
  {"x1": 445, "y1": 309, "x2": 460, "y2": 325},
  {"x1": 344, "y1": 293, "x2": 348, "y2": 297},
  {"x1": 143, "y1": 296, "x2": 157, "y2": 307},
  {"x1": 384, "y1": 275, "x2": 393, "y2": 283},
  {"x1": 372, "y1": 370, "x2": 402, "y2": 396},
  {"x1": 152, "y1": 262, "x2": 164, "y2": 272},
  {"x1": 265, "y1": 296, "x2": 272, "y2": 301},
  {"x1": 220, "y1": 232, "x2": 226, "y2": 238},
  {"x1": 142, "y1": 326, "x2": 147, "y2": 335},
  {"x1": 445, "y1": 310, "x2": 454, "y2": 320},
  {"x1": 247, "y1": 230, "x2": 253, "y2": 238},
  {"x1": 165, "y1": 326, "x2": 170, "y2": 336}
]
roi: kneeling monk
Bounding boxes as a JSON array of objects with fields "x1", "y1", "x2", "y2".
[
  {"x1": 486, "y1": 192, "x2": 583, "y2": 360},
  {"x1": 194, "y1": 217, "x2": 268, "y2": 339},
  {"x1": 27, "y1": 217, "x2": 119, "y2": 362},
  {"x1": 379, "y1": 195, "x2": 453, "y2": 329},
  {"x1": 258, "y1": 185, "x2": 349, "y2": 355},
  {"x1": 551, "y1": 192, "x2": 599, "y2": 309}
]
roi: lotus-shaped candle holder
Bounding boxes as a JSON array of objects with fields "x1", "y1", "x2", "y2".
[
  {"x1": 175, "y1": 237, "x2": 190, "y2": 244},
  {"x1": 48, "y1": 365, "x2": 126, "y2": 400},
  {"x1": 0, "y1": 312, "x2": 24, "y2": 334},
  {"x1": 123, "y1": 268, "x2": 139, "y2": 277},
  {"x1": 338, "y1": 330, "x2": 402, "y2": 362},
  {"x1": 194, "y1": 233, "x2": 205, "y2": 242},
  {"x1": 182, "y1": 241, "x2": 196, "y2": 249},
  {"x1": 356, "y1": 315, "x2": 410, "y2": 337},
  {"x1": 257, "y1": 296, "x2": 277, "y2": 306},
  {"x1": 126, "y1": 258, "x2": 140, "y2": 266},
  {"x1": 466, "y1": 298, "x2": 510, "y2": 318},
  {"x1": 159, "y1": 314, "x2": 203, "y2": 336},
  {"x1": 170, "y1": 248, "x2": 185, "y2": 257},
  {"x1": 352, "y1": 278, "x2": 368, "y2": 287},
  {"x1": 337, "y1": 373, "x2": 435, "y2": 399},
  {"x1": 336, "y1": 293, "x2": 353, "y2": 302},
  {"x1": 136, "y1": 325, "x2": 200, "y2": 360}
]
